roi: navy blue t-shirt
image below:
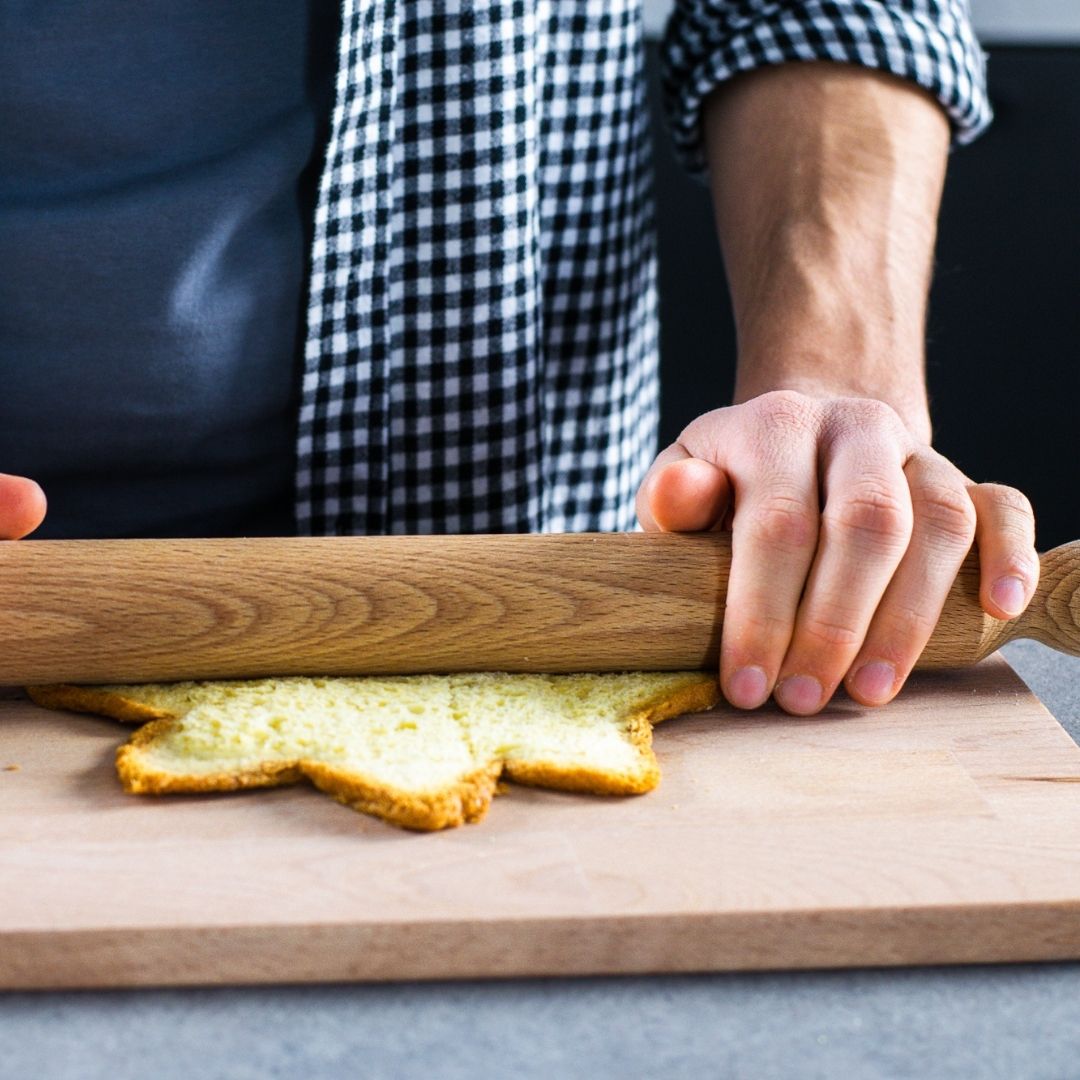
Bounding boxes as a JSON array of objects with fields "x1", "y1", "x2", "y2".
[{"x1": 0, "y1": 2, "x2": 339, "y2": 538}]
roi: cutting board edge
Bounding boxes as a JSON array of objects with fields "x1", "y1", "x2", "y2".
[{"x1": 6, "y1": 900, "x2": 1080, "y2": 990}]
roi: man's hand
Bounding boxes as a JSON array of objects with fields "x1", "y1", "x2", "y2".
[
  {"x1": 0, "y1": 473, "x2": 47, "y2": 539},
  {"x1": 637, "y1": 393, "x2": 1037, "y2": 714},
  {"x1": 639, "y1": 62, "x2": 1037, "y2": 714}
]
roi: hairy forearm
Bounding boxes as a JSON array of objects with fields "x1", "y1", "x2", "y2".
[{"x1": 704, "y1": 62, "x2": 951, "y2": 443}]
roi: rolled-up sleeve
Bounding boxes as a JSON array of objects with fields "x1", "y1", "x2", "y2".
[{"x1": 662, "y1": 0, "x2": 991, "y2": 174}]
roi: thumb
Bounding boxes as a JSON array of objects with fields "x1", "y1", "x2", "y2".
[
  {"x1": 0, "y1": 473, "x2": 47, "y2": 539},
  {"x1": 636, "y1": 445, "x2": 731, "y2": 533}
]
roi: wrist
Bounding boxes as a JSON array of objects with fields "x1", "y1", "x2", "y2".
[{"x1": 734, "y1": 349, "x2": 932, "y2": 445}]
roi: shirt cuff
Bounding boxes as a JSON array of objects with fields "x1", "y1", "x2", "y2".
[{"x1": 662, "y1": 0, "x2": 992, "y2": 176}]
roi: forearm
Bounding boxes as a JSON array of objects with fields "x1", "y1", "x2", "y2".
[
  {"x1": 642, "y1": 52, "x2": 1036, "y2": 718},
  {"x1": 704, "y1": 62, "x2": 951, "y2": 443}
]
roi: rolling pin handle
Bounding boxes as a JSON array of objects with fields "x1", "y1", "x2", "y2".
[
  {"x1": 1013, "y1": 540, "x2": 1080, "y2": 658},
  {"x1": 915, "y1": 541, "x2": 1080, "y2": 669}
]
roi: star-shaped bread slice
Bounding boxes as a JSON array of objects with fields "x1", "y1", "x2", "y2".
[{"x1": 27, "y1": 672, "x2": 719, "y2": 830}]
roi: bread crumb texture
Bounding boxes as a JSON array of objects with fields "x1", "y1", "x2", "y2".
[{"x1": 26, "y1": 672, "x2": 719, "y2": 831}]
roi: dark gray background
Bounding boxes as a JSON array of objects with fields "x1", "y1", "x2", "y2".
[{"x1": 648, "y1": 44, "x2": 1080, "y2": 550}]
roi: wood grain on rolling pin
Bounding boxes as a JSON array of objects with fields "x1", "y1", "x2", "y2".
[{"x1": 0, "y1": 533, "x2": 1078, "y2": 685}]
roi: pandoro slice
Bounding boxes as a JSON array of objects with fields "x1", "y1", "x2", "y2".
[{"x1": 26, "y1": 672, "x2": 719, "y2": 831}]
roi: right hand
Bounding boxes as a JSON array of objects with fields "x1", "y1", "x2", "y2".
[
  {"x1": 636, "y1": 391, "x2": 1038, "y2": 715},
  {"x1": 0, "y1": 473, "x2": 47, "y2": 539}
]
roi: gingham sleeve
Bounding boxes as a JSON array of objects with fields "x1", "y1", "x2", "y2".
[{"x1": 662, "y1": 0, "x2": 991, "y2": 175}]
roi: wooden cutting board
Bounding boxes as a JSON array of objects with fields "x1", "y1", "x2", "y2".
[{"x1": 3, "y1": 656, "x2": 1080, "y2": 990}]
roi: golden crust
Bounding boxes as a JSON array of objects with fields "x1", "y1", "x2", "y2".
[
  {"x1": 113, "y1": 720, "x2": 502, "y2": 831},
  {"x1": 115, "y1": 719, "x2": 306, "y2": 794},
  {"x1": 30, "y1": 672, "x2": 720, "y2": 831},
  {"x1": 501, "y1": 676, "x2": 720, "y2": 797},
  {"x1": 302, "y1": 760, "x2": 504, "y2": 830},
  {"x1": 501, "y1": 758, "x2": 661, "y2": 796},
  {"x1": 26, "y1": 684, "x2": 174, "y2": 724},
  {"x1": 632, "y1": 676, "x2": 722, "y2": 727}
]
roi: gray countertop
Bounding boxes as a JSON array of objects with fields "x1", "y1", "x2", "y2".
[{"x1": 4, "y1": 639, "x2": 1080, "y2": 1080}]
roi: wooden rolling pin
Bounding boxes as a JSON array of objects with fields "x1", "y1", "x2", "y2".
[{"x1": 0, "y1": 533, "x2": 1078, "y2": 685}]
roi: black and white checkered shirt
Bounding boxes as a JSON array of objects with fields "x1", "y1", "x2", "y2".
[{"x1": 297, "y1": 1, "x2": 990, "y2": 536}]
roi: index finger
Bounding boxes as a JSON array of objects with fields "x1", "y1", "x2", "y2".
[{"x1": 720, "y1": 444, "x2": 820, "y2": 710}]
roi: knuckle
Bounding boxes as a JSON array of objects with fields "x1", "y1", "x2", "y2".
[
  {"x1": 826, "y1": 483, "x2": 912, "y2": 550},
  {"x1": 824, "y1": 397, "x2": 903, "y2": 441},
  {"x1": 990, "y1": 528, "x2": 1038, "y2": 565},
  {"x1": 750, "y1": 390, "x2": 818, "y2": 434},
  {"x1": 914, "y1": 484, "x2": 977, "y2": 547},
  {"x1": 983, "y1": 483, "x2": 1035, "y2": 520},
  {"x1": 732, "y1": 609, "x2": 794, "y2": 644},
  {"x1": 881, "y1": 601, "x2": 940, "y2": 645},
  {"x1": 676, "y1": 413, "x2": 725, "y2": 457},
  {"x1": 997, "y1": 550, "x2": 1040, "y2": 581},
  {"x1": 852, "y1": 397, "x2": 899, "y2": 427},
  {"x1": 800, "y1": 614, "x2": 863, "y2": 651},
  {"x1": 745, "y1": 494, "x2": 817, "y2": 552},
  {"x1": 977, "y1": 490, "x2": 1039, "y2": 567}
]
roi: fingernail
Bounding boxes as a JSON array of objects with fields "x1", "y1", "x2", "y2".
[
  {"x1": 991, "y1": 576, "x2": 1026, "y2": 618},
  {"x1": 728, "y1": 666, "x2": 769, "y2": 709},
  {"x1": 852, "y1": 661, "x2": 896, "y2": 705},
  {"x1": 775, "y1": 675, "x2": 823, "y2": 715}
]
